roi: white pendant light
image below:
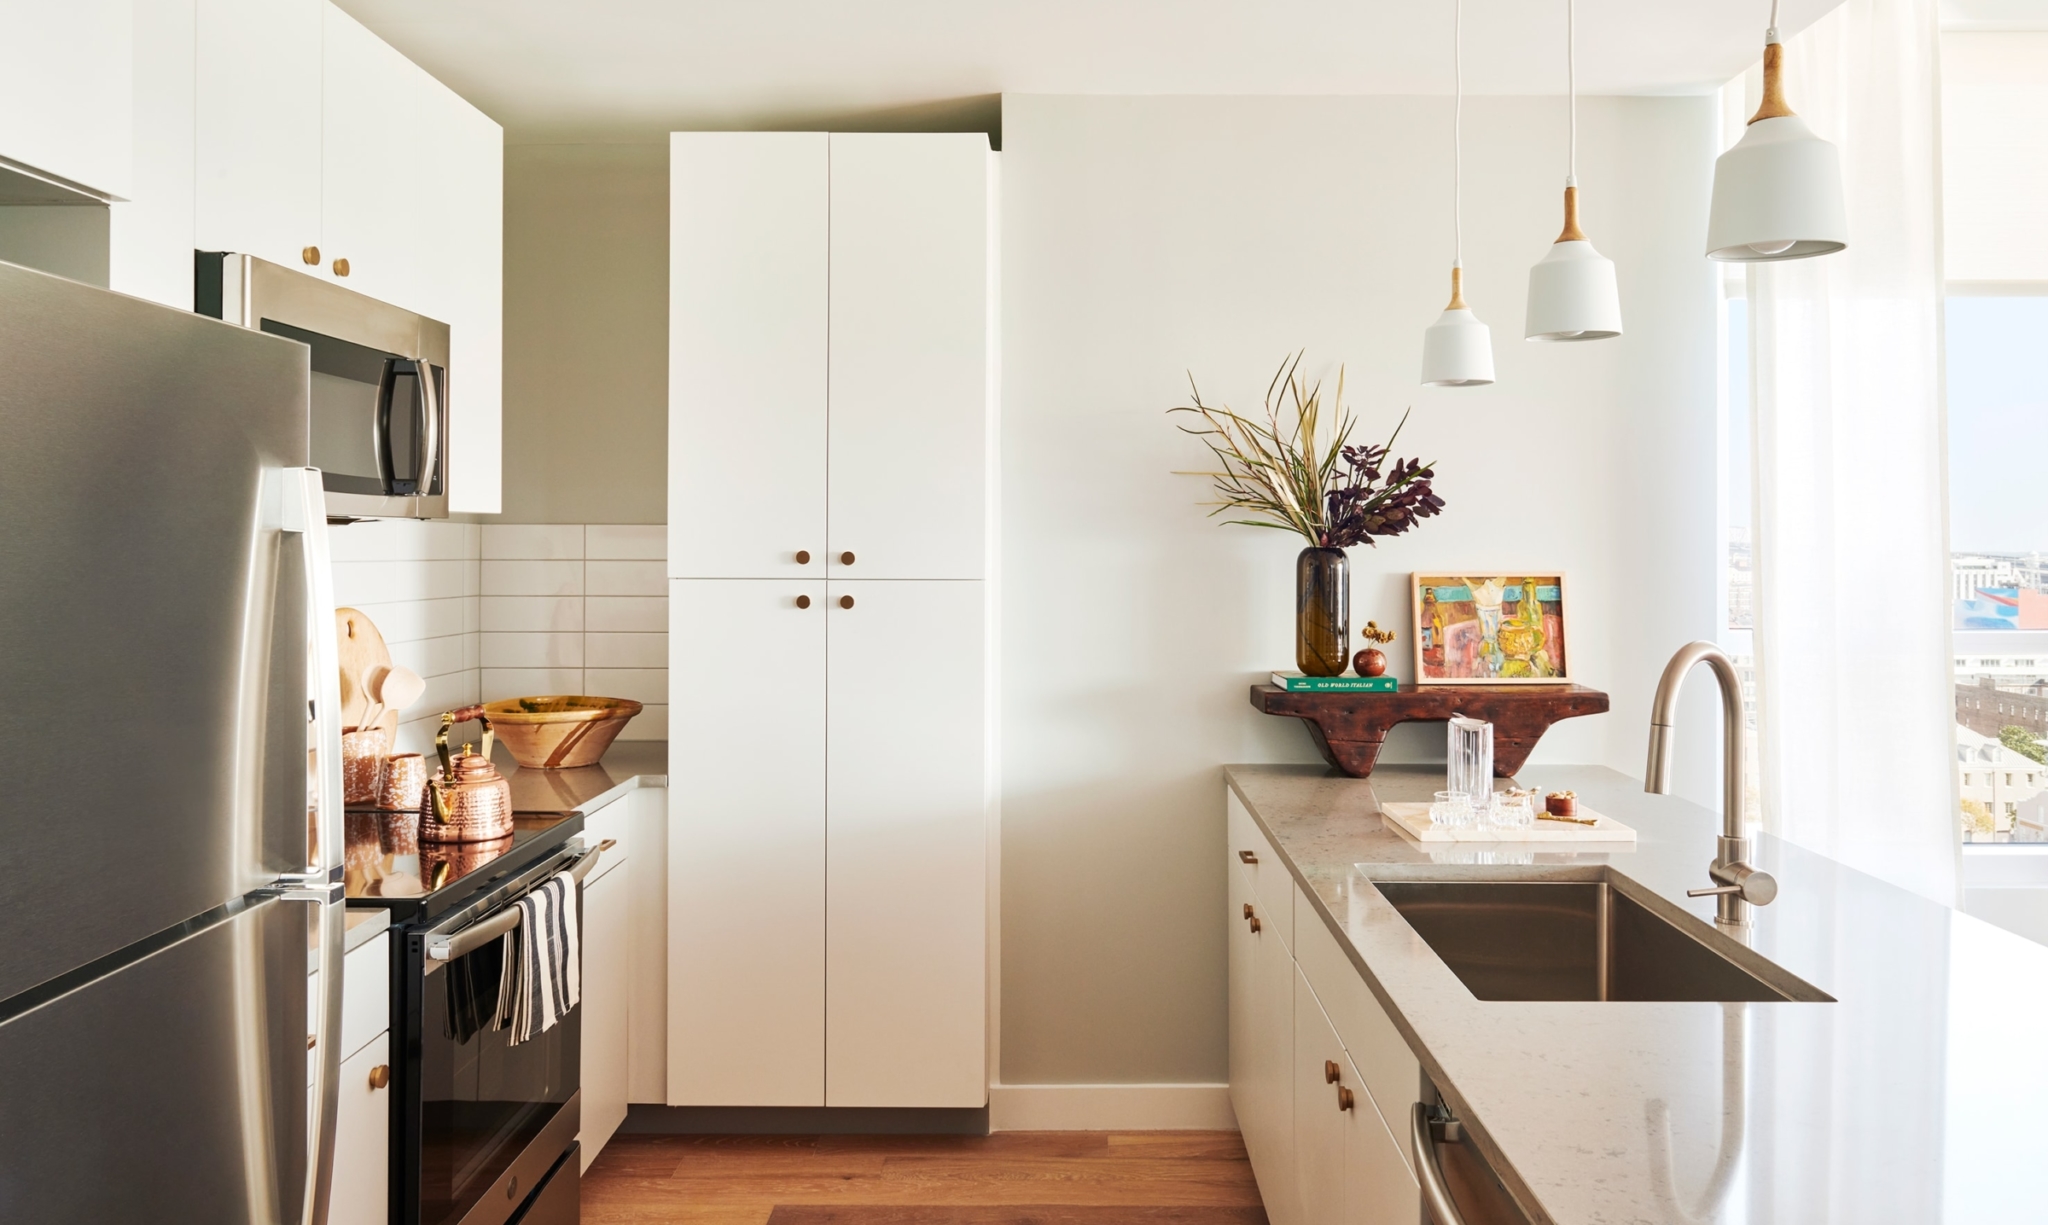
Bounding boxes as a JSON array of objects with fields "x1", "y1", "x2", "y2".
[
  {"x1": 1525, "y1": 0, "x2": 1622, "y2": 341},
  {"x1": 1422, "y1": 0, "x2": 1495, "y2": 387},
  {"x1": 1705, "y1": 0, "x2": 1847, "y2": 261}
]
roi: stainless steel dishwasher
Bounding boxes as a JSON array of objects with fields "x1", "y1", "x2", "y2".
[{"x1": 1412, "y1": 1074, "x2": 1536, "y2": 1225}]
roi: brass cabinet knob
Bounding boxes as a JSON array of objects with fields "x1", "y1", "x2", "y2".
[
  {"x1": 1324, "y1": 1060, "x2": 1341, "y2": 1085},
  {"x1": 795, "y1": 595, "x2": 812, "y2": 609},
  {"x1": 368, "y1": 1064, "x2": 390, "y2": 1090},
  {"x1": 839, "y1": 551, "x2": 855, "y2": 566},
  {"x1": 796, "y1": 550, "x2": 812, "y2": 564},
  {"x1": 1243, "y1": 903, "x2": 1254, "y2": 920},
  {"x1": 1337, "y1": 1085, "x2": 1355, "y2": 1112},
  {"x1": 1238, "y1": 850, "x2": 1258, "y2": 864},
  {"x1": 332, "y1": 257, "x2": 350, "y2": 277},
  {"x1": 306, "y1": 1033, "x2": 316, "y2": 1050},
  {"x1": 301, "y1": 246, "x2": 320, "y2": 265},
  {"x1": 1248, "y1": 913, "x2": 1262, "y2": 933},
  {"x1": 839, "y1": 595, "x2": 854, "y2": 609}
]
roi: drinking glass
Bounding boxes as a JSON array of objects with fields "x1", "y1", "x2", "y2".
[
  {"x1": 1447, "y1": 716, "x2": 1493, "y2": 802},
  {"x1": 1490, "y1": 789, "x2": 1535, "y2": 831},
  {"x1": 1430, "y1": 790, "x2": 1474, "y2": 830}
]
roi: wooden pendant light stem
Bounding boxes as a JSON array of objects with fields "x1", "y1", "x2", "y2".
[
  {"x1": 1556, "y1": 185, "x2": 1586, "y2": 243},
  {"x1": 1446, "y1": 265, "x2": 1466, "y2": 311},
  {"x1": 1749, "y1": 42, "x2": 1795, "y2": 124}
]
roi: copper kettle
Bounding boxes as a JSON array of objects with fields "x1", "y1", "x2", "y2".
[{"x1": 420, "y1": 704, "x2": 515, "y2": 843}]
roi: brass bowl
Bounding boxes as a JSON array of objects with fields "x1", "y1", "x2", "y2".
[{"x1": 481, "y1": 696, "x2": 644, "y2": 769}]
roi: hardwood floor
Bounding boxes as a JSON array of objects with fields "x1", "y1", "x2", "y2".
[{"x1": 581, "y1": 1131, "x2": 1271, "y2": 1225}]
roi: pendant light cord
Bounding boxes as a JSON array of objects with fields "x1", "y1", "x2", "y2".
[
  {"x1": 1453, "y1": 0, "x2": 1464, "y2": 270},
  {"x1": 1767, "y1": 0, "x2": 1780, "y2": 41},
  {"x1": 1566, "y1": 0, "x2": 1576, "y2": 186}
]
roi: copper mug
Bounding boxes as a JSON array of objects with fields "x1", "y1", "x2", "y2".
[
  {"x1": 421, "y1": 704, "x2": 514, "y2": 843},
  {"x1": 378, "y1": 753, "x2": 429, "y2": 812},
  {"x1": 341, "y1": 726, "x2": 392, "y2": 805}
]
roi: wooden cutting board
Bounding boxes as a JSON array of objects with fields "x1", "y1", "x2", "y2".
[
  {"x1": 336, "y1": 607, "x2": 398, "y2": 739},
  {"x1": 1380, "y1": 801, "x2": 1636, "y2": 843}
]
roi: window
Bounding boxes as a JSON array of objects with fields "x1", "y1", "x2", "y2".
[{"x1": 1949, "y1": 295, "x2": 2048, "y2": 842}]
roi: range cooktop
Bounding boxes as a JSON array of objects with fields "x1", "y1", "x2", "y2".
[{"x1": 343, "y1": 807, "x2": 585, "y2": 923}]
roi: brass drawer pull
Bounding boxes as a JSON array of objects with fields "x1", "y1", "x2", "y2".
[
  {"x1": 368, "y1": 1064, "x2": 390, "y2": 1090},
  {"x1": 1337, "y1": 1086, "x2": 1355, "y2": 1111},
  {"x1": 1325, "y1": 1060, "x2": 1341, "y2": 1084},
  {"x1": 301, "y1": 245, "x2": 320, "y2": 265},
  {"x1": 1238, "y1": 850, "x2": 1258, "y2": 864},
  {"x1": 796, "y1": 595, "x2": 812, "y2": 609},
  {"x1": 796, "y1": 550, "x2": 812, "y2": 564},
  {"x1": 839, "y1": 551, "x2": 855, "y2": 565},
  {"x1": 332, "y1": 257, "x2": 350, "y2": 277},
  {"x1": 839, "y1": 595, "x2": 854, "y2": 609}
]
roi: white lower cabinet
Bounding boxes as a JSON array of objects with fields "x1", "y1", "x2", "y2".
[
  {"x1": 1227, "y1": 810, "x2": 1421, "y2": 1224},
  {"x1": 668, "y1": 577, "x2": 989, "y2": 1108},
  {"x1": 579, "y1": 799, "x2": 633, "y2": 1170},
  {"x1": 328, "y1": 1031, "x2": 391, "y2": 1225}
]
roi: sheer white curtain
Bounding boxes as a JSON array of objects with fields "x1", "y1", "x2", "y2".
[{"x1": 1747, "y1": 0, "x2": 1958, "y2": 904}]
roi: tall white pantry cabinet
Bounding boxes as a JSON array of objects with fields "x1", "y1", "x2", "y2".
[{"x1": 666, "y1": 132, "x2": 996, "y2": 1109}]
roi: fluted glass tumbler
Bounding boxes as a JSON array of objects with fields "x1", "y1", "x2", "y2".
[
  {"x1": 1296, "y1": 547, "x2": 1350, "y2": 677},
  {"x1": 1447, "y1": 715, "x2": 1493, "y2": 803}
]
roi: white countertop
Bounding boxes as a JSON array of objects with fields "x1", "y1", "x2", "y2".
[{"x1": 1225, "y1": 763, "x2": 2048, "y2": 1224}]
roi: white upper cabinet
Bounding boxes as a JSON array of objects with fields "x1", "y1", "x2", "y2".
[
  {"x1": 669, "y1": 133, "x2": 829, "y2": 579},
  {"x1": 194, "y1": 0, "x2": 324, "y2": 270},
  {"x1": 319, "y1": 3, "x2": 425, "y2": 311},
  {"x1": 826, "y1": 134, "x2": 990, "y2": 580},
  {"x1": 0, "y1": 0, "x2": 133, "y2": 198}
]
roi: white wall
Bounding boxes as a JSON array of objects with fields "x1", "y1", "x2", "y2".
[
  {"x1": 1942, "y1": 33, "x2": 2048, "y2": 284},
  {"x1": 997, "y1": 93, "x2": 1723, "y2": 1086}
]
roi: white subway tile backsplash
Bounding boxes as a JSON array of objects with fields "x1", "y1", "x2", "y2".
[
  {"x1": 483, "y1": 524, "x2": 585, "y2": 560},
  {"x1": 586, "y1": 559, "x2": 665, "y2": 597},
  {"x1": 482, "y1": 668, "x2": 585, "y2": 702},
  {"x1": 481, "y1": 595, "x2": 585, "y2": 633},
  {"x1": 586, "y1": 596, "x2": 666, "y2": 633},
  {"x1": 352, "y1": 597, "x2": 468, "y2": 645},
  {"x1": 584, "y1": 667, "x2": 668, "y2": 705},
  {"x1": 481, "y1": 632, "x2": 584, "y2": 668},
  {"x1": 333, "y1": 558, "x2": 471, "y2": 607},
  {"x1": 616, "y1": 704, "x2": 667, "y2": 740},
  {"x1": 481, "y1": 559, "x2": 583, "y2": 597},
  {"x1": 585, "y1": 525, "x2": 666, "y2": 560},
  {"x1": 586, "y1": 632, "x2": 667, "y2": 669},
  {"x1": 332, "y1": 524, "x2": 666, "y2": 756},
  {"x1": 387, "y1": 633, "x2": 468, "y2": 681}
]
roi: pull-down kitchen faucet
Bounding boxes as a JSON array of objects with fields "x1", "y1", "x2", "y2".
[{"x1": 1645, "y1": 642, "x2": 1778, "y2": 925}]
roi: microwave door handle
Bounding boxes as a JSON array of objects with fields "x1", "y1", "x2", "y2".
[
  {"x1": 416, "y1": 362, "x2": 441, "y2": 494},
  {"x1": 373, "y1": 359, "x2": 399, "y2": 491}
]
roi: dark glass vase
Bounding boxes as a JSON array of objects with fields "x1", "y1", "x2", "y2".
[{"x1": 1296, "y1": 547, "x2": 1350, "y2": 677}]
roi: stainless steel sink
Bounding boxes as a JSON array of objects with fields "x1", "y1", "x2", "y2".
[{"x1": 1373, "y1": 880, "x2": 1833, "y2": 1003}]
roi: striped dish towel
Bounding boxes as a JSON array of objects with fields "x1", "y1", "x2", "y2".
[{"x1": 494, "y1": 872, "x2": 580, "y2": 1045}]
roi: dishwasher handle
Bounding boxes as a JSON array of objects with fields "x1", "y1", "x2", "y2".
[{"x1": 1413, "y1": 1101, "x2": 1469, "y2": 1225}]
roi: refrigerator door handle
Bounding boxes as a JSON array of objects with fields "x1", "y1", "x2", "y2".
[{"x1": 281, "y1": 466, "x2": 344, "y2": 1225}]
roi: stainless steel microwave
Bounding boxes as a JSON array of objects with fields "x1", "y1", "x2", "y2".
[{"x1": 197, "y1": 252, "x2": 450, "y2": 519}]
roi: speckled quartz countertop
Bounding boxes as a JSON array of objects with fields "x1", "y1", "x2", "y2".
[
  {"x1": 492, "y1": 739, "x2": 667, "y2": 815},
  {"x1": 1226, "y1": 763, "x2": 2048, "y2": 1224}
]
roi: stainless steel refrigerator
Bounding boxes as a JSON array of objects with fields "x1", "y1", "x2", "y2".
[{"x1": 0, "y1": 260, "x2": 347, "y2": 1223}]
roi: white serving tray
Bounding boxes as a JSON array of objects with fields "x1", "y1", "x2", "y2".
[{"x1": 1380, "y1": 801, "x2": 1637, "y2": 844}]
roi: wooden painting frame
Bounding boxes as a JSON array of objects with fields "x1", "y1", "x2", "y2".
[{"x1": 1410, "y1": 573, "x2": 1572, "y2": 685}]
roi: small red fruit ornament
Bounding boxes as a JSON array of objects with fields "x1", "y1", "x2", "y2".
[{"x1": 1354, "y1": 621, "x2": 1396, "y2": 677}]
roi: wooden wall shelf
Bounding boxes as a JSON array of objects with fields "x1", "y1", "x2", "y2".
[{"x1": 1249, "y1": 683, "x2": 1610, "y2": 778}]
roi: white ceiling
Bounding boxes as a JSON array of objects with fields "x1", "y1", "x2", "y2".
[{"x1": 335, "y1": 0, "x2": 1856, "y2": 142}]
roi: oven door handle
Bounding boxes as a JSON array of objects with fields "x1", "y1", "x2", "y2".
[{"x1": 424, "y1": 841, "x2": 613, "y2": 963}]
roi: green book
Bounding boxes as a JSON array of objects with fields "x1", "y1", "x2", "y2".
[{"x1": 1270, "y1": 672, "x2": 1400, "y2": 692}]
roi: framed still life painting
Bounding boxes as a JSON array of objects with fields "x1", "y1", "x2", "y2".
[{"x1": 1411, "y1": 573, "x2": 1571, "y2": 685}]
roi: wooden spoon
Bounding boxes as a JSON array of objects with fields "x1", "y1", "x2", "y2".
[
  {"x1": 356, "y1": 664, "x2": 391, "y2": 733},
  {"x1": 373, "y1": 665, "x2": 426, "y2": 728}
]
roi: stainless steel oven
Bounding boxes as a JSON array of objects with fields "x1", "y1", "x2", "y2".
[
  {"x1": 397, "y1": 840, "x2": 597, "y2": 1225},
  {"x1": 196, "y1": 252, "x2": 450, "y2": 520}
]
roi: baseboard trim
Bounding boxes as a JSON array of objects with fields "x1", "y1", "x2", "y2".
[
  {"x1": 622, "y1": 1104, "x2": 990, "y2": 1136},
  {"x1": 988, "y1": 1082, "x2": 1238, "y2": 1131}
]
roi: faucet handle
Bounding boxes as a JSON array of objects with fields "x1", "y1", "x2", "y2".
[{"x1": 1689, "y1": 863, "x2": 1778, "y2": 907}]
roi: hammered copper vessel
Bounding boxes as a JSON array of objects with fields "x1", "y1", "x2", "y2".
[
  {"x1": 421, "y1": 704, "x2": 515, "y2": 843},
  {"x1": 378, "y1": 752, "x2": 429, "y2": 812},
  {"x1": 341, "y1": 725, "x2": 392, "y2": 805}
]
